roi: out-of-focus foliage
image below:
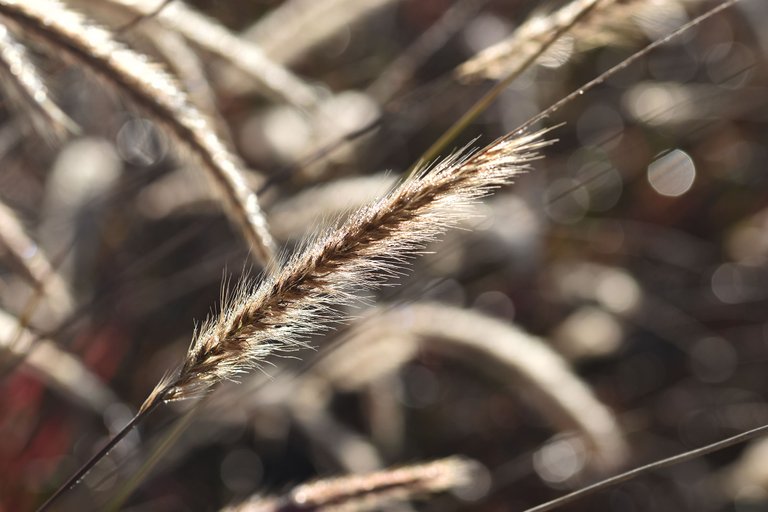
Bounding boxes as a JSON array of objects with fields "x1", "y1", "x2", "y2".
[{"x1": 1, "y1": 1, "x2": 768, "y2": 511}]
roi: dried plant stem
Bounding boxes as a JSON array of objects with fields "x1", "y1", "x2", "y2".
[
  {"x1": 0, "y1": 23, "x2": 77, "y2": 141},
  {"x1": 367, "y1": 0, "x2": 489, "y2": 103},
  {"x1": 97, "y1": 0, "x2": 321, "y2": 109},
  {"x1": 517, "y1": 0, "x2": 742, "y2": 133},
  {"x1": 135, "y1": 23, "x2": 220, "y2": 119},
  {"x1": 454, "y1": 0, "x2": 678, "y2": 82},
  {"x1": 0, "y1": 201, "x2": 73, "y2": 317},
  {"x1": 456, "y1": 0, "x2": 698, "y2": 82},
  {"x1": 35, "y1": 387, "x2": 168, "y2": 512},
  {"x1": 104, "y1": 402, "x2": 201, "y2": 512},
  {"x1": 0, "y1": 0, "x2": 276, "y2": 265},
  {"x1": 317, "y1": 303, "x2": 627, "y2": 469},
  {"x1": 524, "y1": 422, "x2": 768, "y2": 512},
  {"x1": 408, "y1": 0, "x2": 601, "y2": 178}
]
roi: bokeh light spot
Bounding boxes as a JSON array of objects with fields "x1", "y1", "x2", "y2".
[{"x1": 647, "y1": 149, "x2": 696, "y2": 197}]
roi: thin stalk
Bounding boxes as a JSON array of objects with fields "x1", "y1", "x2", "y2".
[
  {"x1": 257, "y1": 115, "x2": 384, "y2": 195},
  {"x1": 35, "y1": 388, "x2": 169, "y2": 512},
  {"x1": 516, "y1": 0, "x2": 742, "y2": 134},
  {"x1": 105, "y1": 402, "x2": 201, "y2": 511},
  {"x1": 524, "y1": 422, "x2": 768, "y2": 512},
  {"x1": 367, "y1": 0, "x2": 489, "y2": 103}
]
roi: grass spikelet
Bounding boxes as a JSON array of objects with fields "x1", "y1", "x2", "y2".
[
  {"x1": 0, "y1": 0, "x2": 277, "y2": 266},
  {"x1": 456, "y1": 0, "x2": 698, "y2": 82},
  {"x1": 456, "y1": 0, "x2": 603, "y2": 82},
  {"x1": 143, "y1": 128, "x2": 553, "y2": 410},
  {"x1": 223, "y1": 456, "x2": 480, "y2": 512},
  {"x1": 569, "y1": 0, "x2": 696, "y2": 49}
]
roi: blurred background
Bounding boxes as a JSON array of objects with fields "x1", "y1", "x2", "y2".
[{"x1": 2, "y1": 0, "x2": 768, "y2": 510}]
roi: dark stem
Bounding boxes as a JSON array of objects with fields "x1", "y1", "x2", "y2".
[
  {"x1": 35, "y1": 389, "x2": 169, "y2": 512},
  {"x1": 524, "y1": 422, "x2": 768, "y2": 512}
]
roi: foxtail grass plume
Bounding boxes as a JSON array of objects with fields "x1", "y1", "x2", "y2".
[{"x1": 142, "y1": 128, "x2": 553, "y2": 411}]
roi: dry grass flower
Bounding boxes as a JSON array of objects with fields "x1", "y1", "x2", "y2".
[{"x1": 143, "y1": 128, "x2": 552, "y2": 410}]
